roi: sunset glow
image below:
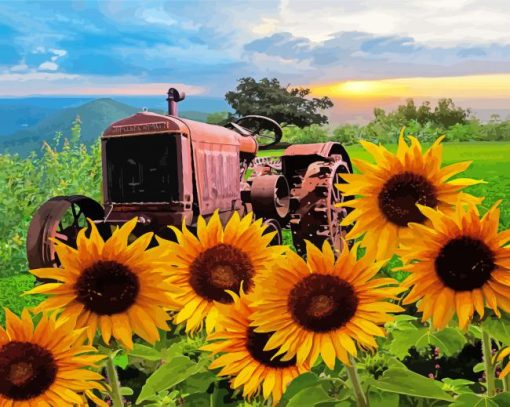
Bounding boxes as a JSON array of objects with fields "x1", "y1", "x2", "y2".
[{"x1": 310, "y1": 74, "x2": 510, "y2": 99}]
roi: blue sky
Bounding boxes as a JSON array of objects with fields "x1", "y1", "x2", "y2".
[{"x1": 1, "y1": 0, "x2": 510, "y2": 99}]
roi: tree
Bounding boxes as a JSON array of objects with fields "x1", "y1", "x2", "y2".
[
  {"x1": 225, "y1": 77, "x2": 333, "y2": 127},
  {"x1": 206, "y1": 112, "x2": 230, "y2": 125},
  {"x1": 433, "y1": 98, "x2": 471, "y2": 128}
]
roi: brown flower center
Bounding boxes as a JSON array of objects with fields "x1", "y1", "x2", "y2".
[
  {"x1": 309, "y1": 295, "x2": 335, "y2": 318},
  {"x1": 9, "y1": 362, "x2": 33, "y2": 386},
  {"x1": 378, "y1": 172, "x2": 438, "y2": 227},
  {"x1": 189, "y1": 243, "x2": 255, "y2": 303},
  {"x1": 288, "y1": 274, "x2": 358, "y2": 332},
  {"x1": 210, "y1": 265, "x2": 236, "y2": 289},
  {"x1": 0, "y1": 341, "x2": 57, "y2": 400},
  {"x1": 75, "y1": 260, "x2": 140, "y2": 315},
  {"x1": 435, "y1": 236, "x2": 495, "y2": 291},
  {"x1": 246, "y1": 328, "x2": 296, "y2": 368}
]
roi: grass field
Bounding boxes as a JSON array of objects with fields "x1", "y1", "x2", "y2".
[{"x1": 2, "y1": 141, "x2": 510, "y2": 323}]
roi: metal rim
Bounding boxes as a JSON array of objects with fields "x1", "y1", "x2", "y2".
[
  {"x1": 27, "y1": 196, "x2": 108, "y2": 270},
  {"x1": 289, "y1": 159, "x2": 352, "y2": 257},
  {"x1": 262, "y1": 218, "x2": 283, "y2": 246}
]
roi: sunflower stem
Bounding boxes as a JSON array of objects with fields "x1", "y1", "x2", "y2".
[
  {"x1": 345, "y1": 356, "x2": 369, "y2": 407},
  {"x1": 106, "y1": 352, "x2": 124, "y2": 407},
  {"x1": 481, "y1": 329, "x2": 496, "y2": 397}
]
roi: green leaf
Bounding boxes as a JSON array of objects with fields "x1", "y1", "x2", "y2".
[
  {"x1": 183, "y1": 393, "x2": 211, "y2": 407},
  {"x1": 282, "y1": 372, "x2": 320, "y2": 403},
  {"x1": 441, "y1": 378, "x2": 475, "y2": 395},
  {"x1": 136, "y1": 355, "x2": 205, "y2": 404},
  {"x1": 481, "y1": 317, "x2": 510, "y2": 345},
  {"x1": 366, "y1": 367, "x2": 453, "y2": 401},
  {"x1": 113, "y1": 353, "x2": 129, "y2": 370},
  {"x1": 473, "y1": 362, "x2": 485, "y2": 373},
  {"x1": 388, "y1": 327, "x2": 427, "y2": 359},
  {"x1": 450, "y1": 393, "x2": 498, "y2": 407},
  {"x1": 120, "y1": 386, "x2": 134, "y2": 396},
  {"x1": 368, "y1": 390, "x2": 399, "y2": 407},
  {"x1": 128, "y1": 344, "x2": 162, "y2": 361},
  {"x1": 180, "y1": 371, "x2": 217, "y2": 394},
  {"x1": 416, "y1": 328, "x2": 467, "y2": 357},
  {"x1": 494, "y1": 393, "x2": 510, "y2": 406},
  {"x1": 286, "y1": 384, "x2": 334, "y2": 407}
]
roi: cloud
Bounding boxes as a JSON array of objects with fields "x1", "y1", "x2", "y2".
[
  {"x1": 244, "y1": 31, "x2": 510, "y2": 82},
  {"x1": 0, "y1": 0, "x2": 510, "y2": 96},
  {"x1": 38, "y1": 61, "x2": 58, "y2": 71}
]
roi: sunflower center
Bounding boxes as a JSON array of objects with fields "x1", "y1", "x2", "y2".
[
  {"x1": 288, "y1": 274, "x2": 358, "y2": 332},
  {"x1": 9, "y1": 362, "x2": 33, "y2": 386},
  {"x1": 0, "y1": 341, "x2": 57, "y2": 401},
  {"x1": 210, "y1": 265, "x2": 236, "y2": 289},
  {"x1": 189, "y1": 243, "x2": 254, "y2": 303},
  {"x1": 378, "y1": 172, "x2": 438, "y2": 227},
  {"x1": 246, "y1": 327, "x2": 297, "y2": 368},
  {"x1": 75, "y1": 260, "x2": 140, "y2": 315},
  {"x1": 309, "y1": 295, "x2": 335, "y2": 318},
  {"x1": 435, "y1": 236, "x2": 495, "y2": 291}
]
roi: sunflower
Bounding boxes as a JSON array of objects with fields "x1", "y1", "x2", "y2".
[
  {"x1": 249, "y1": 240, "x2": 403, "y2": 370},
  {"x1": 336, "y1": 134, "x2": 483, "y2": 261},
  {"x1": 496, "y1": 347, "x2": 510, "y2": 379},
  {"x1": 0, "y1": 309, "x2": 107, "y2": 406},
  {"x1": 399, "y1": 201, "x2": 510, "y2": 330},
  {"x1": 26, "y1": 217, "x2": 177, "y2": 350},
  {"x1": 201, "y1": 291, "x2": 309, "y2": 405},
  {"x1": 155, "y1": 211, "x2": 285, "y2": 334}
]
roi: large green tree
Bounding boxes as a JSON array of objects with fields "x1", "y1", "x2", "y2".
[{"x1": 225, "y1": 77, "x2": 333, "y2": 127}]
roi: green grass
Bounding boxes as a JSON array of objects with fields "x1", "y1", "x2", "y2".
[
  {"x1": 0, "y1": 274, "x2": 44, "y2": 324},
  {"x1": 3, "y1": 141, "x2": 510, "y2": 321}
]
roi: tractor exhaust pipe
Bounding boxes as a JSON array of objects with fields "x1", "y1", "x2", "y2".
[{"x1": 167, "y1": 88, "x2": 186, "y2": 116}]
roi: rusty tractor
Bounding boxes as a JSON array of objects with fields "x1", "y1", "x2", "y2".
[{"x1": 27, "y1": 88, "x2": 353, "y2": 270}]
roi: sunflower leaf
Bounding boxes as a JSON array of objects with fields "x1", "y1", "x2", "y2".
[
  {"x1": 418, "y1": 328, "x2": 467, "y2": 357},
  {"x1": 128, "y1": 343, "x2": 162, "y2": 361},
  {"x1": 286, "y1": 384, "x2": 335, "y2": 407},
  {"x1": 481, "y1": 317, "x2": 510, "y2": 346},
  {"x1": 136, "y1": 355, "x2": 205, "y2": 404},
  {"x1": 366, "y1": 367, "x2": 453, "y2": 401},
  {"x1": 450, "y1": 393, "x2": 498, "y2": 407},
  {"x1": 367, "y1": 390, "x2": 399, "y2": 407}
]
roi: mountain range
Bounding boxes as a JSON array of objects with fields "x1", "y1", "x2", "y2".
[{"x1": 0, "y1": 96, "x2": 230, "y2": 155}]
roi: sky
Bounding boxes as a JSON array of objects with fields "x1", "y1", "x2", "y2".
[{"x1": 1, "y1": 0, "x2": 510, "y2": 121}]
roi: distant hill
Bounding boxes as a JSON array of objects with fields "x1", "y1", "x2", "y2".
[
  {"x1": 0, "y1": 105, "x2": 58, "y2": 137},
  {"x1": 0, "y1": 98, "x2": 226, "y2": 156},
  {"x1": 1, "y1": 99, "x2": 140, "y2": 155}
]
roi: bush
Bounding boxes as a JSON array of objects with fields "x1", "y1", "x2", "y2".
[
  {"x1": 282, "y1": 124, "x2": 330, "y2": 144},
  {"x1": 0, "y1": 119, "x2": 101, "y2": 278}
]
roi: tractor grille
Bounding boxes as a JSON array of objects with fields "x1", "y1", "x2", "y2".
[{"x1": 105, "y1": 134, "x2": 179, "y2": 203}]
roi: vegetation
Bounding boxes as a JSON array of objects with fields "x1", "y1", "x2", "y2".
[
  {"x1": 3, "y1": 102, "x2": 510, "y2": 406},
  {"x1": 281, "y1": 99, "x2": 510, "y2": 145},
  {"x1": 225, "y1": 77, "x2": 333, "y2": 127},
  {"x1": 0, "y1": 118, "x2": 101, "y2": 280}
]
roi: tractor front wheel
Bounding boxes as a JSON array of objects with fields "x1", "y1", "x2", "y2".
[{"x1": 26, "y1": 195, "x2": 110, "y2": 270}]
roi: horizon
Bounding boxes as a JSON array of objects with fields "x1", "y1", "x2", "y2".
[{"x1": 1, "y1": 1, "x2": 510, "y2": 111}]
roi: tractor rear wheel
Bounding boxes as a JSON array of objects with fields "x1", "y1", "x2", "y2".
[
  {"x1": 27, "y1": 195, "x2": 110, "y2": 270},
  {"x1": 289, "y1": 158, "x2": 351, "y2": 257}
]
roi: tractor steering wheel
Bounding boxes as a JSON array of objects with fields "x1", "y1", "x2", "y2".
[{"x1": 234, "y1": 115, "x2": 282, "y2": 150}]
